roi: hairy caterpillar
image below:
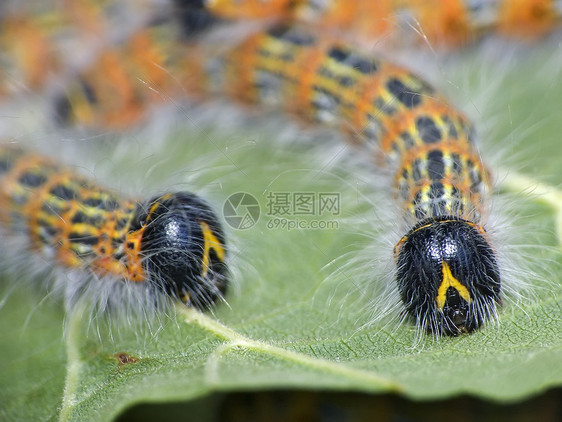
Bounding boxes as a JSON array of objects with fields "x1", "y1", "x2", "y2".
[
  {"x1": 178, "y1": 24, "x2": 502, "y2": 336},
  {"x1": 0, "y1": 8, "x2": 59, "y2": 95},
  {"x1": 183, "y1": 0, "x2": 562, "y2": 46},
  {"x1": 0, "y1": 1, "x2": 189, "y2": 128},
  {"x1": 53, "y1": 27, "x2": 176, "y2": 129},
  {"x1": 0, "y1": 144, "x2": 228, "y2": 312},
  {"x1": 0, "y1": 3, "x2": 543, "y2": 336},
  {"x1": 4, "y1": 0, "x2": 559, "y2": 121},
  {"x1": 5, "y1": 1, "x2": 559, "y2": 127},
  {"x1": 0, "y1": 0, "x2": 168, "y2": 101}
]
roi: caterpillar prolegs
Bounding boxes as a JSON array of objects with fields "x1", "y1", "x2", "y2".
[
  {"x1": 0, "y1": 145, "x2": 228, "y2": 312},
  {"x1": 182, "y1": 25, "x2": 502, "y2": 336}
]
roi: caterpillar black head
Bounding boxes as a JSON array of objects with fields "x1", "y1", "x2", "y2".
[
  {"x1": 133, "y1": 192, "x2": 228, "y2": 309},
  {"x1": 394, "y1": 217, "x2": 501, "y2": 336}
]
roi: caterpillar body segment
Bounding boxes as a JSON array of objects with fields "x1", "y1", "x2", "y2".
[
  {"x1": 187, "y1": 25, "x2": 491, "y2": 219},
  {"x1": 0, "y1": 0, "x2": 111, "y2": 95},
  {"x1": 0, "y1": 145, "x2": 228, "y2": 310},
  {"x1": 0, "y1": 0, "x2": 175, "y2": 103},
  {"x1": 0, "y1": 11, "x2": 60, "y2": 96},
  {"x1": 187, "y1": 0, "x2": 562, "y2": 46},
  {"x1": 0, "y1": 6, "x2": 182, "y2": 128},
  {"x1": 406, "y1": 0, "x2": 562, "y2": 44},
  {"x1": 54, "y1": 24, "x2": 182, "y2": 129},
  {"x1": 185, "y1": 25, "x2": 500, "y2": 335}
]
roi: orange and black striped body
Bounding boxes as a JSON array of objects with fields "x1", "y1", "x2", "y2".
[
  {"x1": 0, "y1": 0, "x2": 171, "y2": 105},
  {"x1": 189, "y1": 0, "x2": 562, "y2": 46},
  {"x1": 0, "y1": 0, "x2": 112, "y2": 96},
  {"x1": 0, "y1": 9, "x2": 60, "y2": 96},
  {"x1": 54, "y1": 25, "x2": 180, "y2": 128},
  {"x1": 187, "y1": 26, "x2": 490, "y2": 224},
  {"x1": 402, "y1": 0, "x2": 562, "y2": 45},
  {"x1": 184, "y1": 25, "x2": 500, "y2": 335},
  {"x1": 0, "y1": 145, "x2": 228, "y2": 309},
  {"x1": 294, "y1": 0, "x2": 562, "y2": 46}
]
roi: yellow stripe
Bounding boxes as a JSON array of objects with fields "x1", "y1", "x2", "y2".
[
  {"x1": 147, "y1": 193, "x2": 173, "y2": 221},
  {"x1": 200, "y1": 221, "x2": 226, "y2": 277},
  {"x1": 435, "y1": 261, "x2": 472, "y2": 309}
]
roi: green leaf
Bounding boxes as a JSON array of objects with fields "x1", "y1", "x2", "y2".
[{"x1": 1, "y1": 42, "x2": 561, "y2": 421}]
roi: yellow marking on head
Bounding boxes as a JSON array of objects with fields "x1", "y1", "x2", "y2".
[
  {"x1": 410, "y1": 218, "x2": 474, "y2": 236},
  {"x1": 147, "y1": 194, "x2": 173, "y2": 222},
  {"x1": 435, "y1": 261, "x2": 472, "y2": 310},
  {"x1": 200, "y1": 221, "x2": 226, "y2": 277},
  {"x1": 466, "y1": 221, "x2": 487, "y2": 236}
]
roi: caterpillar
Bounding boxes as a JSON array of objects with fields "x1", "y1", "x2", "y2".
[
  {"x1": 3, "y1": 0, "x2": 559, "y2": 127},
  {"x1": 177, "y1": 24, "x2": 502, "y2": 336},
  {"x1": 0, "y1": 3, "x2": 537, "y2": 336},
  {"x1": 53, "y1": 26, "x2": 178, "y2": 129},
  {"x1": 0, "y1": 144, "x2": 228, "y2": 312},
  {"x1": 5, "y1": 1, "x2": 560, "y2": 128},
  {"x1": 0, "y1": 1, "x2": 188, "y2": 128},
  {"x1": 182, "y1": 0, "x2": 562, "y2": 46},
  {"x1": 0, "y1": 7, "x2": 59, "y2": 96},
  {"x1": 0, "y1": 0, "x2": 168, "y2": 101}
]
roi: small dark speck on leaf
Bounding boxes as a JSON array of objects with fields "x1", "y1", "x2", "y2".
[{"x1": 115, "y1": 352, "x2": 139, "y2": 366}]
